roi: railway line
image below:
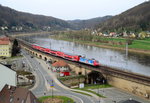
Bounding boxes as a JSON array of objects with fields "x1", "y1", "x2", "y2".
[{"x1": 17, "y1": 38, "x2": 150, "y2": 86}]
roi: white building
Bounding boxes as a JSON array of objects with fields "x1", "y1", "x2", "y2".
[
  {"x1": 0, "y1": 64, "x2": 16, "y2": 91},
  {"x1": 52, "y1": 60, "x2": 70, "y2": 72}
]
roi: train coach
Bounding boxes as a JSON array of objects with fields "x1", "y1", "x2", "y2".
[
  {"x1": 32, "y1": 44, "x2": 100, "y2": 67},
  {"x1": 79, "y1": 57, "x2": 100, "y2": 66}
]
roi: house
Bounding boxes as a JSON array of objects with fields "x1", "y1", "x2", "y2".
[
  {"x1": 52, "y1": 60, "x2": 70, "y2": 72},
  {"x1": 0, "y1": 37, "x2": 12, "y2": 57},
  {"x1": 0, "y1": 84, "x2": 40, "y2": 103},
  {"x1": 0, "y1": 64, "x2": 16, "y2": 91},
  {"x1": 109, "y1": 32, "x2": 116, "y2": 37}
]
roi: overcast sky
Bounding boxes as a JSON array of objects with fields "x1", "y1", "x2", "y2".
[{"x1": 0, "y1": 0, "x2": 146, "y2": 20}]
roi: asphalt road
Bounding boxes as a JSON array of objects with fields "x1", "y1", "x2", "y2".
[{"x1": 21, "y1": 49, "x2": 98, "y2": 103}]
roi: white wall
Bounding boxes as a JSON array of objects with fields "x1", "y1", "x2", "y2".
[{"x1": 0, "y1": 64, "x2": 16, "y2": 91}]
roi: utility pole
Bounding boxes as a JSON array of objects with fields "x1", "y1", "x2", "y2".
[
  {"x1": 49, "y1": 41, "x2": 51, "y2": 49},
  {"x1": 126, "y1": 41, "x2": 128, "y2": 59},
  {"x1": 125, "y1": 40, "x2": 128, "y2": 68},
  {"x1": 51, "y1": 80, "x2": 54, "y2": 101}
]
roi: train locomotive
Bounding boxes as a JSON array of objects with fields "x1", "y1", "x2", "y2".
[{"x1": 32, "y1": 44, "x2": 100, "y2": 66}]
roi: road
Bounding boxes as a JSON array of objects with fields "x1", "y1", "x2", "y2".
[{"x1": 21, "y1": 49, "x2": 98, "y2": 103}]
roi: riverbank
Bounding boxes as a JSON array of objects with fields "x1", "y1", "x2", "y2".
[{"x1": 50, "y1": 35, "x2": 150, "y2": 55}]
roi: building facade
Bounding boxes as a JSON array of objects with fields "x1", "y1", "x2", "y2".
[
  {"x1": 0, "y1": 37, "x2": 12, "y2": 57},
  {"x1": 52, "y1": 60, "x2": 70, "y2": 72}
]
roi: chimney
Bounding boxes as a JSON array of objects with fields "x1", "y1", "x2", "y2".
[{"x1": 8, "y1": 85, "x2": 11, "y2": 89}]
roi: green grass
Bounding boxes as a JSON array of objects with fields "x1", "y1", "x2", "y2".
[
  {"x1": 7, "y1": 55, "x2": 23, "y2": 60},
  {"x1": 16, "y1": 70, "x2": 32, "y2": 75},
  {"x1": 83, "y1": 84, "x2": 112, "y2": 89},
  {"x1": 58, "y1": 75, "x2": 85, "y2": 81},
  {"x1": 71, "y1": 90, "x2": 92, "y2": 97},
  {"x1": 51, "y1": 35, "x2": 150, "y2": 51},
  {"x1": 38, "y1": 96, "x2": 74, "y2": 103},
  {"x1": 74, "y1": 88, "x2": 105, "y2": 98},
  {"x1": 74, "y1": 84, "x2": 112, "y2": 98},
  {"x1": 128, "y1": 40, "x2": 150, "y2": 50},
  {"x1": 73, "y1": 84, "x2": 111, "y2": 98}
]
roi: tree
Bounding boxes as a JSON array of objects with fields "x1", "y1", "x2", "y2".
[
  {"x1": 12, "y1": 39, "x2": 20, "y2": 56},
  {"x1": 138, "y1": 31, "x2": 147, "y2": 39}
]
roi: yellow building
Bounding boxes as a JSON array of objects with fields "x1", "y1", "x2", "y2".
[{"x1": 0, "y1": 37, "x2": 12, "y2": 57}]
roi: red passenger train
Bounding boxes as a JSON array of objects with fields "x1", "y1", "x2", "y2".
[{"x1": 32, "y1": 44, "x2": 100, "y2": 66}]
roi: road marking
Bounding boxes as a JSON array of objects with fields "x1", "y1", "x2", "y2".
[
  {"x1": 35, "y1": 58, "x2": 95, "y2": 103},
  {"x1": 22, "y1": 50, "x2": 40, "y2": 91},
  {"x1": 63, "y1": 94, "x2": 84, "y2": 103}
]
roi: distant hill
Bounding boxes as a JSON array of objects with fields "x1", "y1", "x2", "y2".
[
  {"x1": 68, "y1": 16, "x2": 112, "y2": 30},
  {"x1": 96, "y1": 1, "x2": 150, "y2": 32},
  {"x1": 0, "y1": 5, "x2": 72, "y2": 32}
]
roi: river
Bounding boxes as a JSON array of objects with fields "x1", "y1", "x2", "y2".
[{"x1": 30, "y1": 37, "x2": 150, "y2": 76}]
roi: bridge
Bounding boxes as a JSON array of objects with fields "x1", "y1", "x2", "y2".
[{"x1": 12, "y1": 37, "x2": 150, "y2": 100}]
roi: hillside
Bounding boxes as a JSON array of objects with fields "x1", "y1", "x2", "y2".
[
  {"x1": 68, "y1": 16, "x2": 112, "y2": 30},
  {"x1": 0, "y1": 5, "x2": 72, "y2": 32},
  {"x1": 96, "y1": 1, "x2": 150, "y2": 32}
]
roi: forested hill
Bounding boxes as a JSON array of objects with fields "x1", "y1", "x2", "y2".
[
  {"x1": 96, "y1": 1, "x2": 150, "y2": 32},
  {"x1": 0, "y1": 5, "x2": 72, "y2": 32},
  {"x1": 68, "y1": 16, "x2": 112, "y2": 30}
]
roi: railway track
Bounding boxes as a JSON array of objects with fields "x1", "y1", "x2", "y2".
[{"x1": 17, "y1": 38, "x2": 150, "y2": 86}]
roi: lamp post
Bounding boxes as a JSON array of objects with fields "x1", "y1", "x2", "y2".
[
  {"x1": 125, "y1": 40, "x2": 128, "y2": 69},
  {"x1": 49, "y1": 41, "x2": 51, "y2": 49},
  {"x1": 50, "y1": 80, "x2": 54, "y2": 101}
]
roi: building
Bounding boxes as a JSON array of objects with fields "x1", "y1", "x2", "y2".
[
  {"x1": 0, "y1": 37, "x2": 12, "y2": 57},
  {"x1": 0, "y1": 64, "x2": 16, "y2": 91},
  {"x1": 0, "y1": 84, "x2": 40, "y2": 103},
  {"x1": 52, "y1": 60, "x2": 70, "y2": 72}
]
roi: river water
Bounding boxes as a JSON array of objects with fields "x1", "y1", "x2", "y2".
[{"x1": 31, "y1": 37, "x2": 150, "y2": 76}]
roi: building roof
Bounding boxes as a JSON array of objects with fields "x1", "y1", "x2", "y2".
[
  {"x1": 0, "y1": 64, "x2": 16, "y2": 91},
  {"x1": 0, "y1": 37, "x2": 10, "y2": 41},
  {"x1": 0, "y1": 63, "x2": 15, "y2": 73},
  {"x1": 0, "y1": 84, "x2": 40, "y2": 103},
  {"x1": 0, "y1": 40, "x2": 10, "y2": 45},
  {"x1": 0, "y1": 37, "x2": 10, "y2": 45},
  {"x1": 52, "y1": 60, "x2": 69, "y2": 67}
]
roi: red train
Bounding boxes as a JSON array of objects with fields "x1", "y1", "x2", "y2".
[{"x1": 32, "y1": 44, "x2": 100, "y2": 66}]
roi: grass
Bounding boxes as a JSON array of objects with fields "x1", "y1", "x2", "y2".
[
  {"x1": 74, "y1": 88, "x2": 105, "y2": 98},
  {"x1": 8, "y1": 55, "x2": 23, "y2": 59},
  {"x1": 71, "y1": 90, "x2": 92, "y2": 97},
  {"x1": 38, "y1": 96, "x2": 74, "y2": 103},
  {"x1": 58, "y1": 75, "x2": 85, "y2": 81},
  {"x1": 128, "y1": 40, "x2": 150, "y2": 50},
  {"x1": 73, "y1": 84, "x2": 111, "y2": 98},
  {"x1": 51, "y1": 35, "x2": 150, "y2": 52},
  {"x1": 16, "y1": 70, "x2": 32, "y2": 75},
  {"x1": 0, "y1": 55, "x2": 23, "y2": 61},
  {"x1": 83, "y1": 84, "x2": 112, "y2": 89}
]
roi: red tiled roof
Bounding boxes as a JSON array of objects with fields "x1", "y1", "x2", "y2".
[
  {"x1": 52, "y1": 60, "x2": 69, "y2": 67},
  {"x1": 0, "y1": 40, "x2": 10, "y2": 45},
  {"x1": 0, "y1": 84, "x2": 40, "y2": 103},
  {"x1": 0, "y1": 37, "x2": 10, "y2": 41},
  {"x1": 0, "y1": 37, "x2": 10, "y2": 45}
]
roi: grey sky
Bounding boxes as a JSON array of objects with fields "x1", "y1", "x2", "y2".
[{"x1": 0, "y1": 0, "x2": 146, "y2": 20}]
